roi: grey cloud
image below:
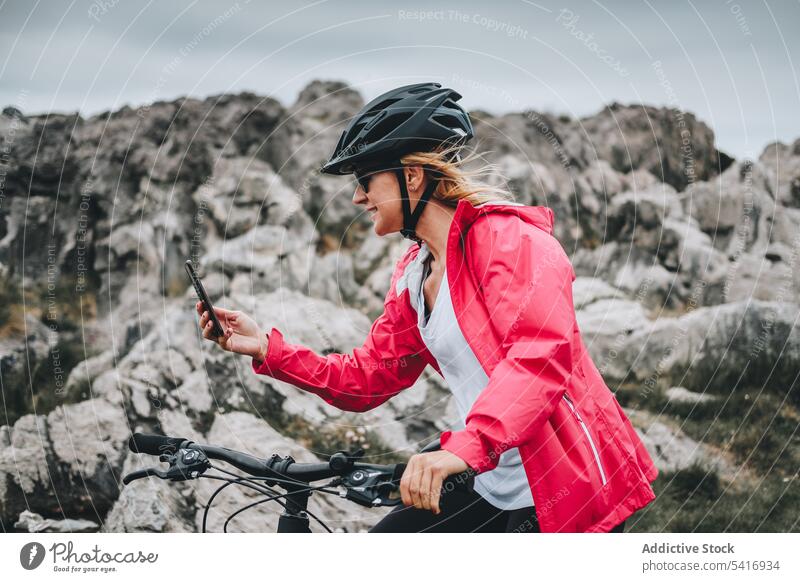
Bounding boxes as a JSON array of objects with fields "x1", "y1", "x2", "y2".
[{"x1": 1, "y1": 0, "x2": 798, "y2": 157}]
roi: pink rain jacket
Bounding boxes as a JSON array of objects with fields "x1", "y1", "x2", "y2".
[{"x1": 253, "y1": 199, "x2": 658, "y2": 532}]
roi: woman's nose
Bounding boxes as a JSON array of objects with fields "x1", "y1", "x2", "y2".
[{"x1": 352, "y1": 186, "x2": 367, "y2": 205}]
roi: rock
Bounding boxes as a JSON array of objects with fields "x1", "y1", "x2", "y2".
[
  {"x1": 577, "y1": 298, "x2": 650, "y2": 339},
  {"x1": 245, "y1": 288, "x2": 374, "y2": 357},
  {"x1": 573, "y1": 243, "x2": 681, "y2": 309},
  {"x1": 625, "y1": 168, "x2": 661, "y2": 191},
  {"x1": 102, "y1": 450, "x2": 196, "y2": 532},
  {"x1": 665, "y1": 386, "x2": 718, "y2": 405},
  {"x1": 581, "y1": 160, "x2": 626, "y2": 200},
  {"x1": 194, "y1": 157, "x2": 302, "y2": 238},
  {"x1": 243, "y1": 288, "x2": 380, "y2": 422},
  {"x1": 571, "y1": 277, "x2": 624, "y2": 310},
  {"x1": 183, "y1": 270, "x2": 227, "y2": 303},
  {"x1": 572, "y1": 213, "x2": 730, "y2": 310},
  {"x1": 0, "y1": 91, "x2": 289, "y2": 345},
  {"x1": 354, "y1": 238, "x2": 409, "y2": 316},
  {"x1": 722, "y1": 251, "x2": 798, "y2": 304},
  {"x1": 2, "y1": 105, "x2": 25, "y2": 120},
  {"x1": 306, "y1": 251, "x2": 360, "y2": 305},
  {"x1": 597, "y1": 300, "x2": 800, "y2": 397},
  {"x1": 489, "y1": 153, "x2": 576, "y2": 245},
  {"x1": 626, "y1": 409, "x2": 735, "y2": 477},
  {"x1": 575, "y1": 160, "x2": 626, "y2": 216},
  {"x1": 0, "y1": 414, "x2": 51, "y2": 527},
  {"x1": 0, "y1": 313, "x2": 55, "y2": 422},
  {"x1": 0, "y1": 398, "x2": 129, "y2": 528},
  {"x1": 659, "y1": 217, "x2": 729, "y2": 285},
  {"x1": 202, "y1": 221, "x2": 318, "y2": 290},
  {"x1": 175, "y1": 370, "x2": 215, "y2": 418},
  {"x1": 15, "y1": 510, "x2": 99, "y2": 533},
  {"x1": 262, "y1": 80, "x2": 365, "y2": 235},
  {"x1": 680, "y1": 159, "x2": 800, "y2": 304},
  {"x1": 683, "y1": 160, "x2": 775, "y2": 257},
  {"x1": 759, "y1": 138, "x2": 800, "y2": 207},
  {"x1": 383, "y1": 370, "x2": 460, "y2": 450},
  {"x1": 48, "y1": 399, "x2": 129, "y2": 480},
  {"x1": 607, "y1": 183, "x2": 683, "y2": 246},
  {"x1": 566, "y1": 102, "x2": 730, "y2": 191},
  {"x1": 352, "y1": 232, "x2": 392, "y2": 283},
  {"x1": 63, "y1": 350, "x2": 116, "y2": 398}
]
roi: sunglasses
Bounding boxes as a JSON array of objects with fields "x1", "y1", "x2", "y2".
[
  {"x1": 354, "y1": 169, "x2": 373, "y2": 192},
  {"x1": 354, "y1": 165, "x2": 393, "y2": 193}
]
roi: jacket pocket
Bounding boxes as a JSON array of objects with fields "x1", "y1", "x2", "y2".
[{"x1": 563, "y1": 393, "x2": 608, "y2": 487}]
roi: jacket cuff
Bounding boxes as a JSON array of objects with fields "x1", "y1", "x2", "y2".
[
  {"x1": 440, "y1": 428, "x2": 499, "y2": 475},
  {"x1": 251, "y1": 327, "x2": 284, "y2": 376}
]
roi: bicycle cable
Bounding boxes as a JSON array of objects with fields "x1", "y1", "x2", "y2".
[
  {"x1": 200, "y1": 475, "x2": 336, "y2": 533},
  {"x1": 209, "y1": 464, "x2": 344, "y2": 532},
  {"x1": 199, "y1": 466, "x2": 341, "y2": 533},
  {"x1": 221, "y1": 481, "x2": 341, "y2": 533}
]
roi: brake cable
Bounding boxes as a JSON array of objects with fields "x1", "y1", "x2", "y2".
[
  {"x1": 222, "y1": 481, "x2": 341, "y2": 533},
  {"x1": 200, "y1": 476, "x2": 335, "y2": 533},
  {"x1": 199, "y1": 465, "x2": 341, "y2": 533}
]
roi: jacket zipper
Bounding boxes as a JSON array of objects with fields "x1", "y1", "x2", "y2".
[{"x1": 563, "y1": 394, "x2": 608, "y2": 486}]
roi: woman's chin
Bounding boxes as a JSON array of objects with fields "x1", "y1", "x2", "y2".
[{"x1": 371, "y1": 216, "x2": 398, "y2": 237}]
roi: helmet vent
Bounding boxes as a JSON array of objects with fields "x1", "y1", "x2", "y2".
[
  {"x1": 347, "y1": 121, "x2": 368, "y2": 139},
  {"x1": 368, "y1": 112, "x2": 413, "y2": 141},
  {"x1": 432, "y1": 113, "x2": 460, "y2": 130},
  {"x1": 364, "y1": 97, "x2": 401, "y2": 115}
]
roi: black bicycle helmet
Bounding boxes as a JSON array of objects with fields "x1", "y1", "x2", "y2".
[{"x1": 320, "y1": 82, "x2": 474, "y2": 244}]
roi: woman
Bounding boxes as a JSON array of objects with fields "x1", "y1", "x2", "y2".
[{"x1": 196, "y1": 82, "x2": 659, "y2": 532}]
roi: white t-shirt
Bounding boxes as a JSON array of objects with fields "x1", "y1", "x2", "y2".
[{"x1": 410, "y1": 242, "x2": 534, "y2": 510}]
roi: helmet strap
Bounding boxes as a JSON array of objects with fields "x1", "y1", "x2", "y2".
[{"x1": 395, "y1": 164, "x2": 438, "y2": 247}]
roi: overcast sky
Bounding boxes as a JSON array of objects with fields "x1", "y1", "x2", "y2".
[{"x1": 2, "y1": 0, "x2": 798, "y2": 158}]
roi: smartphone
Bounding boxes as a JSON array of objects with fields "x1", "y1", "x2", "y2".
[{"x1": 185, "y1": 260, "x2": 224, "y2": 338}]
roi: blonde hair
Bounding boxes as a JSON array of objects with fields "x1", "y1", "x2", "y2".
[{"x1": 399, "y1": 143, "x2": 515, "y2": 207}]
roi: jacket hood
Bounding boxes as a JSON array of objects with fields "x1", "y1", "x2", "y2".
[{"x1": 452, "y1": 199, "x2": 555, "y2": 237}]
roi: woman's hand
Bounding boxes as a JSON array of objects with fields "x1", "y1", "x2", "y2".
[
  {"x1": 196, "y1": 301, "x2": 267, "y2": 362},
  {"x1": 400, "y1": 449, "x2": 469, "y2": 514}
]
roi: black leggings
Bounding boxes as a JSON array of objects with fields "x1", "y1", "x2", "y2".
[{"x1": 369, "y1": 488, "x2": 627, "y2": 533}]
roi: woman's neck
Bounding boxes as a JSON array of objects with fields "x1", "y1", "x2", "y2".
[{"x1": 413, "y1": 200, "x2": 456, "y2": 265}]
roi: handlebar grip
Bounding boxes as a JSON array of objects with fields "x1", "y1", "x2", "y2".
[
  {"x1": 392, "y1": 463, "x2": 475, "y2": 494},
  {"x1": 129, "y1": 433, "x2": 189, "y2": 456}
]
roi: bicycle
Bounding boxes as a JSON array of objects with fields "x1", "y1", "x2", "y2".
[{"x1": 123, "y1": 433, "x2": 475, "y2": 533}]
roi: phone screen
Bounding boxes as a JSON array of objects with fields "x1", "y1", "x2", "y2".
[{"x1": 185, "y1": 260, "x2": 224, "y2": 338}]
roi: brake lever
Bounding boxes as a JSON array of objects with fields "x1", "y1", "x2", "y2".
[
  {"x1": 122, "y1": 467, "x2": 168, "y2": 485},
  {"x1": 122, "y1": 448, "x2": 211, "y2": 486}
]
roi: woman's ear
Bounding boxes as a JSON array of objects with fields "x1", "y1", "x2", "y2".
[{"x1": 404, "y1": 165, "x2": 426, "y2": 193}]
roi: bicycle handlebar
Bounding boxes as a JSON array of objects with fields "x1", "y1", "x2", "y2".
[
  {"x1": 128, "y1": 432, "x2": 382, "y2": 483},
  {"x1": 125, "y1": 432, "x2": 475, "y2": 509},
  {"x1": 124, "y1": 432, "x2": 476, "y2": 532}
]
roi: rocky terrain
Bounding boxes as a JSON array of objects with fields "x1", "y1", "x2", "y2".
[{"x1": 0, "y1": 80, "x2": 798, "y2": 532}]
